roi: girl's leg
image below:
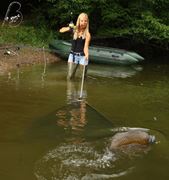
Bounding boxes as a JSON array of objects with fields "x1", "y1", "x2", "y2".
[
  {"x1": 70, "y1": 63, "x2": 79, "y2": 79},
  {"x1": 67, "y1": 62, "x2": 73, "y2": 80},
  {"x1": 67, "y1": 54, "x2": 78, "y2": 80}
]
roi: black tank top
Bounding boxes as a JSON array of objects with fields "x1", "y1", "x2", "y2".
[{"x1": 71, "y1": 37, "x2": 85, "y2": 53}]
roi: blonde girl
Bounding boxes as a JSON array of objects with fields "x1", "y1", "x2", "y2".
[{"x1": 59, "y1": 13, "x2": 91, "y2": 79}]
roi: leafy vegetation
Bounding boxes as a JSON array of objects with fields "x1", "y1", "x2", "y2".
[
  {"x1": 0, "y1": 23, "x2": 54, "y2": 47},
  {"x1": 1, "y1": 0, "x2": 169, "y2": 51}
]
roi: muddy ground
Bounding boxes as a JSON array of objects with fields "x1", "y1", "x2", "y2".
[{"x1": 0, "y1": 44, "x2": 61, "y2": 75}]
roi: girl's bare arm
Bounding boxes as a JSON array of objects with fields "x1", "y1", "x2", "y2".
[
  {"x1": 59, "y1": 27, "x2": 70, "y2": 33},
  {"x1": 84, "y1": 32, "x2": 91, "y2": 60}
]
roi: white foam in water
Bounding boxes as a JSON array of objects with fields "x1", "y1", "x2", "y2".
[
  {"x1": 41, "y1": 144, "x2": 114, "y2": 169},
  {"x1": 81, "y1": 168, "x2": 134, "y2": 180},
  {"x1": 34, "y1": 142, "x2": 137, "y2": 180}
]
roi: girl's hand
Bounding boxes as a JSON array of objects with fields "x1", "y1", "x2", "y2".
[
  {"x1": 69, "y1": 22, "x2": 75, "y2": 29},
  {"x1": 59, "y1": 27, "x2": 70, "y2": 33},
  {"x1": 85, "y1": 54, "x2": 89, "y2": 61}
]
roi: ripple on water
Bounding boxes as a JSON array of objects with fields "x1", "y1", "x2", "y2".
[{"x1": 34, "y1": 138, "x2": 152, "y2": 180}]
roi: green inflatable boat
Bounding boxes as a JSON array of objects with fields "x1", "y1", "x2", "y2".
[{"x1": 49, "y1": 40, "x2": 144, "y2": 65}]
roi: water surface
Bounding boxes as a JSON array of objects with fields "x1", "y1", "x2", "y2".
[{"x1": 0, "y1": 61, "x2": 169, "y2": 180}]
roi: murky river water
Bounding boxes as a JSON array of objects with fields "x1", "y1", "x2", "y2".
[{"x1": 0, "y1": 61, "x2": 169, "y2": 180}]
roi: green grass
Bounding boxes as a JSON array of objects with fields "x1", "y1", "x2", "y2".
[{"x1": 0, "y1": 23, "x2": 55, "y2": 48}]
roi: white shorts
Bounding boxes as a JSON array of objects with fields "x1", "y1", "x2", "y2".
[{"x1": 68, "y1": 53, "x2": 88, "y2": 66}]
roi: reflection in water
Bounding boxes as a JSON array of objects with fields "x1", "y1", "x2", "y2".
[
  {"x1": 0, "y1": 62, "x2": 169, "y2": 179},
  {"x1": 41, "y1": 47, "x2": 47, "y2": 83},
  {"x1": 56, "y1": 101, "x2": 87, "y2": 135},
  {"x1": 6, "y1": 67, "x2": 20, "y2": 89},
  {"x1": 88, "y1": 64, "x2": 143, "y2": 78},
  {"x1": 15, "y1": 66, "x2": 20, "y2": 90},
  {"x1": 56, "y1": 80, "x2": 87, "y2": 135},
  {"x1": 66, "y1": 80, "x2": 87, "y2": 104},
  {"x1": 34, "y1": 79, "x2": 155, "y2": 179},
  {"x1": 27, "y1": 84, "x2": 113, "y2": 142}
]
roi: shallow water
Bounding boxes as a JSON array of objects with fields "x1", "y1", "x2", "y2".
[{"x1": 0, "y1": 61, "x2": 169, "y2": 180}]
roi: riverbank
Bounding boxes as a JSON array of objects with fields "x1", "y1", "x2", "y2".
[
  {"x1": 0, "y1": 44, "x2": 60, "y2": 75},
  {"x1": 0, "y1": 22, "x2": 59, "y2": 75}
]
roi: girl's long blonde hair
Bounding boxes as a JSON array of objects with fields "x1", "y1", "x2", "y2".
[{"x1": 73, "y1": 13, "x2": 89, "y2": 40}]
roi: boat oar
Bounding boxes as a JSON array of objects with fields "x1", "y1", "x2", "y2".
[{"x1": 78, "y1": 65, "x2": 86, "y2": 101}]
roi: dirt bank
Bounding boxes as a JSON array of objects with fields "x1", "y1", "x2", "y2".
[{"x1": 0, "y1": 44, "x2": 60, "y2": 75}]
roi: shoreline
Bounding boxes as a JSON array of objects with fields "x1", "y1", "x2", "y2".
[{"x1": 0, "y1": 44, "x2": 60, "y2": 75}]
